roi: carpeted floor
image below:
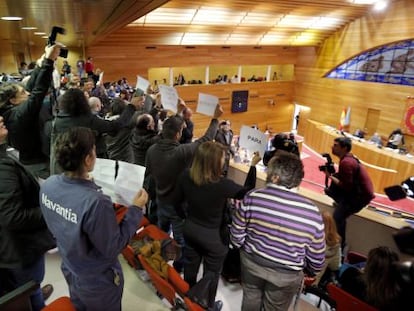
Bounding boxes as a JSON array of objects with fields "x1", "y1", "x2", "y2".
[{"x1": 300, "y1": 144, "x2": 414, "y2": 217}]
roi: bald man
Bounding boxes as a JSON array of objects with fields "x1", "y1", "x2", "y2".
[{"x1": 180, "y1": 107, "x2": 194, "y2": 144}]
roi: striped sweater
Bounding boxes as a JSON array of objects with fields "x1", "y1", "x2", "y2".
[{"x1": 230, "y1": 184, "x2": 326, "y2": 272}]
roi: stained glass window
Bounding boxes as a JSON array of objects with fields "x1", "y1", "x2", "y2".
[{"x1": 325, "y1": 39, "x2": 414, "y2": 86}]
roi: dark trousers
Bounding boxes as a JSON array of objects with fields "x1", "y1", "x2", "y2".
[
  {"x1": 157, "y1": 199, "x2": 185, "y2": 272},
  {"x1": 184, "y1": 220, "x2": 228, "y2": 309},
  {"x1": 61, "y1": 261, "x2": 124, "y2": 311},
  {"x1": 0, "y1": 256, "x2": 46, "y2": 311},
  {"x1": 333, "y1": 202, "x2": 354, "y2": 249}
]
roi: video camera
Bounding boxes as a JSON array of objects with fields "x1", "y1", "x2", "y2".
[
  {"x1": 47, "y1": 26, "x2": 68, "y2": 58},
  {"x1": 318, "y1": 153, "x2": 335, "y2": 175}
]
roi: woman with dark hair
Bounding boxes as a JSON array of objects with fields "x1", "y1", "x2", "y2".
[
  {"x1": 175, "y1": 141, "x2": 261, "y2": 311},
  {"x1": 40, "y1": 127, "x2": 148, "y2": 311},
  {"x1": 339, "y1": 246, "x2": 403, "y2": 311},
  {"x1": 48, "y1": 88, "x2": 140, "y2": 173}
]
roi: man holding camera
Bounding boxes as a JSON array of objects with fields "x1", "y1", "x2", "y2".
[
  {"x1": 0, "y1": 44, "x2": 61, "y2": 179},
  {"x1": 324, "y1": 137, "x2": 374, "y2": 251}
]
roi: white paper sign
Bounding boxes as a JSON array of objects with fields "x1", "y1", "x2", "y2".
[
  {"x1": 98, "y1": 71, "x2": 104, "y2": 84},
  {"x1": 158, "y1": 84, "x2": 178, "y2": 113},
  {"x1": 238, "y1": 125, "x2": 267, "y2": 157},
  {"x1": 196, "y1": 93, "x2": 218, "y2": 117},
  {"x1": 91, "y1": 158, "x2": 146, "y2": 206},
  {"x1": 114, "y1": 161, "x2": 146, "y2": 206},
  {"x1": 136, "y1": 75, "x2": 150, "y2": 93},
  {"x1": 91, "y1": 158, "x2": 116, "y2": 199}
]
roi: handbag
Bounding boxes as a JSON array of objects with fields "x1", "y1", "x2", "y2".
[{"x1": 219, "y1": 199, "x2": 239, "y2": 245}]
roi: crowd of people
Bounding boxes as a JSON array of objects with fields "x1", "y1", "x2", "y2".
[{"x1": 0, "y1": 46, "x2": 410, "y2": 311}]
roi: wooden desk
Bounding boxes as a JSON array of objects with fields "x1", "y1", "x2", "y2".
[
  {"x1": 228, "y1": 161, "x2": 410, "y2": 259},
  {"x1": 304, "y1": 120, "x2": 414, "y2": 194}
]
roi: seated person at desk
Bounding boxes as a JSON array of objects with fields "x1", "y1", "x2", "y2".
[
  {"x1": 369, "y1": 132, "x2": 383, "y2": 146},
  {"x1": 353, "y1": 128, "x2": 366, "y2": 139},
  {"x1": 386, "y1": 128, "x2": 405, "y2": 149}
]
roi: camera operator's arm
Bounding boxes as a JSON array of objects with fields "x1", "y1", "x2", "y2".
[
  {"x1": 14, "y1": 45, "x2": 61, "y2": 121},
  {"x1": 328, "y1": 160, "x2": 354, "y2": 192}
]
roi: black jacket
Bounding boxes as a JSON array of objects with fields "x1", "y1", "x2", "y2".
[
  {"x1": 145, "y1": 119, "x2": 219, "y2": 203},
  {"x1": 0, "y1": 144, "x2": 55, "y2": 268},
  {"x1": 0, "y1": 59, "x2": 54, "y2": 164},
  {"x1": 47, "y1": 104, "x2": 136, "y2": 157},
  {"x1": 130, "y1": 128, "x2": 160, "y2": 166}
]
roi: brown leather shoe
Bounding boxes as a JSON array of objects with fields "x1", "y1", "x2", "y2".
[{"x1": 41, "y1": 284, "x2": 54, "y2": 301}]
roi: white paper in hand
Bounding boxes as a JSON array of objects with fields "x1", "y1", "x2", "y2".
[
  {"x1": 136, "y1": 75, "x2": 150, "y2": 93},
  {"x1": 238, "y1": 125, "x2": 267, "y2": 157},
  {"x1": 196, "y1": 93, "x2": 218, "y2": 117},
  {"x1": 159, "y1": 84, "x2": 178, "y2": 113},
  {"x1": 114, "y1": 161, "x2": 146, "y2": 206},
  {"x1": 98, "y1": 71, "x2": 104, "y2": 85},
  {"x1": 91, "y1": 158, "x2": 116, "y2": 199}
]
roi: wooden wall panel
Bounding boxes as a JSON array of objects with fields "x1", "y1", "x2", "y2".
[
  {"x1": 295, "y1": 0, "x2": 414, "y2": 148},
  {"x1": 87, "y1": 43, "x2": 298, "y2": 83},
  {"x1": 86, "y1": 0, "x2": 414, "y2": 149},
  {"x1": 175, "y1": 81, "x2": 294, "y2": 137}
]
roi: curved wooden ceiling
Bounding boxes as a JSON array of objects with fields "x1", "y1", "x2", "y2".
[{"x1": 0, "y1": 0, "x2": 388, "y2": 50}]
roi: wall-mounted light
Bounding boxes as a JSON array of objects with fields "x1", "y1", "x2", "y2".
[{"x1": 1, "y1": 16, "x2": 23, "y2": 21}]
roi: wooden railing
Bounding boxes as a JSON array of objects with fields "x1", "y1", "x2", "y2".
[{"x1": 304, "y1": 120, "x2": 414, "y2": 194}]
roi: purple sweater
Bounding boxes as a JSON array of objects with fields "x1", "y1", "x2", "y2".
[{"x1": 231, "y1": 184, "x2": 325, "y2": 272}]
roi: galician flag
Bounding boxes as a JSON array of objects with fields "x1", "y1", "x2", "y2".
[{"x1": 339, "y1": 107, "x2": 351, "y2": 130}]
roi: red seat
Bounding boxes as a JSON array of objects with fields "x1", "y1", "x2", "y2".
[
  {"x1": 42, "y1": 297, "x2": 76, "y2": 311},
  {"x1": 120, "y1": 219, "x2": 153, "y2": 268},
  {"x1": 327, "y1": 283, "x2": 378, "y2": 311},
  {"x1": 138, "y1": 254, "x2": 177, "y2": 306},
  {"x1": 346, "y1": 251, "x2": 367, "y2": 264},
  {"x1": 138, "y1": 254, "x2": 206, "y2": 310}
]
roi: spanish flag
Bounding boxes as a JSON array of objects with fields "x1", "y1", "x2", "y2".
[{"x1": 339, "y1": 107, "x2": 351, "y2": 131}]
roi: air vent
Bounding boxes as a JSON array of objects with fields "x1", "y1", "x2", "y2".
[
  {"x1": 254, "y1": 46, "x2": 262, "y2": 49},
  {"x1": 222, "y1": 46, "x2": 231, "y2": 49},
  {"x1": 185, "y1": 46, "x2": 195, "y2": 49},
  {"x1": 145, "y1": 46, "x2": 156, "y2": 49}
]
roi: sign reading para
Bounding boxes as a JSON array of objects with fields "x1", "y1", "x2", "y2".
[{"x1": 238, "y1": 125, "x2": 267, "y2": 157}]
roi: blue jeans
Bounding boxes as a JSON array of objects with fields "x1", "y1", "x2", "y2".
[
  {"x1": 0, "y1": 256, "x2": 46, "y2": 311},
  {"x1": 157, "y1": 199, "x2": 185, "y2": 271}
]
